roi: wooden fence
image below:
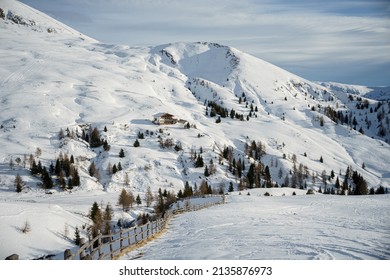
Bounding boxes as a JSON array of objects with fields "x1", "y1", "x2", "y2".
[{"x1": 63, "y1": 197, "x2": 224, "y2": 260}]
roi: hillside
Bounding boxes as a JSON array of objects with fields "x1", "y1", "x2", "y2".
[{"x1": 0, "y1": 0, "x2": 389, "y2": 259}]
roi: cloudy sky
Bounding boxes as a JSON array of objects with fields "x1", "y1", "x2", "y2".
[{"x1": 20, "y1": 0, "x2": 390, "y2": 86}]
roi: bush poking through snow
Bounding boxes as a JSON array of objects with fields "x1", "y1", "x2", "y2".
[
  {"x1": 306, "y1": 189, "x2": 315, "y2": 195},
  {"x1": 19, "y1": 220, "x2": 31, "y2": 234}
]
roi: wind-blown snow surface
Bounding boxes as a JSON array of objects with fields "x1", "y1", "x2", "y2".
[
  {"x1": 0, "y1": 1, "x2": 389, "y2": 260},
  {"x1": 122, "y1": 190, "x2": 390, "y2": 260}
]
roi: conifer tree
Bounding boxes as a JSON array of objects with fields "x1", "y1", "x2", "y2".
[
  {"x1": 41, "y1": 167, "x2": 53, "y2": 189},
  {"x1": 119, "y1": 148, "x2": 125, "y2": 158},
  {"x1": 58, "y1": 170, "x2": 66, "y2": 189},
  {"x1": 228, "y1": 182, "x2": 234, "y2": 192},
  {"x1": 89, "y1": 162, "x2": 96, "y2": 177},
  {"x1": 74, "y1": 226, "x2": 81, "y2": 246},
  {"x1": 55, "y1": 158, "x2": 61, "y2": 176},
  {"x1": 136, "y1": 194, "x2": 142, "y2": 206},
  {"x1": 89, "y1": 127, "x2": 102, "y2": 148},
  {"x1": 204, "y1": 165, "x2": 210, "y2": 177},
  {"x1": 103, "y1": 203, "x2": 113, "y2": 235},
  {"x1": 15, "y1": 174, "x2": 23, "y2": 193},
  {"x1": 90, "y1": 202, "x2": 102, "y2": 228}
]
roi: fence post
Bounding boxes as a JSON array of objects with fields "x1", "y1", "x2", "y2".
[
  {"x1": 97, "y1": 231, "x2": 102, "y2": 258},
  {"x1": 119, "y1": 231, "x2": 123, "y2": 252},
  {"x1": 79, "y1": 238, "x2": 87, "y2": 260},
  {"x1": 109, "y1": 233, "x2": 114, "y2": 260}
]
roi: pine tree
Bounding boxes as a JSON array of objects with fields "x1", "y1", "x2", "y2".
[
  {"x1": 195, "y1": 155, "x2": 204, "y2": 168},
  {"x1": 246, "y1": 163, "x2": 255, "y2": 188},
  {"x1": 89, "y1": 127, "x2": 102, "y2": 148},
  {"x1": 228, "y1": 182, "x2": 234, "y2": 192},
  {"x1": 58, "y1": 170, "x2": 66, "y2": 189},
  {"x1": 204, "y1": 165, "x2": 210, "y2": 177},
  {"x1": 14, "y1": 174, "x2": 23, "y2": 193},
  {"x1": 103, "y1": 203, "x2": 113, "y2": 235},
  {"x1": 55, "y1": 158, "x2": 61, "y2": 176},
  {"x1": 90, "y1": 202, "x2": 102, "y2": 228},
  {"x1": 41, "y1": 167, "x2": 53, "y2": 189},
  {"x1": 264, "y1": 165, "x2": 272, "y2": 188},
  {"x1": 119, "y1": 148, "x2": 125, "y2": 158},
  {"x1": 133, "y1": 139, "x2": 140, "y2": 147},
  {"x1": 335, "y1": 177, "x2": 340, "y2": 192},
  {"x1": 89, "y1": 162, "x2": 96, "y2": 177},
  {"x1": 74, "y1": 226, "x2": 81, "y2": 246},
  {"x1": 72, "y1": 167, "x2": 80, "y2": 186},
  {"x1": 112, "y1": 164, "x2": 117, "y2": 174},
  {"x1": 136, "y1": 194, "x2": 142, "y2": 206}
]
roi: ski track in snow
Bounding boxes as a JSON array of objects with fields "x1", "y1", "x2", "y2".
[
  {"x1": 122, "y1": 193, "x2": 390, "y2": 260},
  {"x1": 0, "y1": 0, "x2": 390, "y2": 260}
]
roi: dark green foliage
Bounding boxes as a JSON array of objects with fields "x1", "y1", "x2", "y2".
[
  {"x1": 246, "y1": 163, "x2": 255, "y2": 188},
  {"x1": 375, "y1": 186, "x2": 385, "y2": 194},
  {"x1": 58, "y1": 170, "x2": 66, "y2": 189},
  {"x1": 117, "y1": 162, "x2": 122, "y2": 171},
  {"x1": 352, "y1": 171, "x2": 368, "y2": 195},
  {"x1": 319, "y1": 156, "x2": 323, "y2": 163},
  {"x1": 136, "y1": 194, "x2": 142, "y2": 206},
  {"x1": 41, "y1": 167, "x2": 53, "y2": 189},
  {"x1": 119, "y1": 148, "x2": 125, "y2": 158},
  {"x1": 155, "y1": 188, "x2": 177, "y2": 216},
  {"x1": 15, "y1": 174, "x2": 23, "y2": 193},
  {"x1": 89, "y1": 162, "x2": 96, "y2": 177},
  {"x1": 103, "y1": 140, "x2": 110, "y2": 151},
  {"x1": 89, "y1": 127, "x2": 102, "y2": 148},
  {"x1": 183, "y1": 181, "x2": 193, "y2": 197},
  {"x1": 74, "y1": 226, "x2": 81, "y2": 246},
  {"x1": 0, "y1": 8, "x2": 5, "y2": 20},
  {"x1": 264, "y1": 165, "x2": 272, "y2": 188},
  {"x1": 112, "y1": 164, "x2": 117, "y2": 174},
  {"x1": 90, "y1": 202, "x2": 102, "y2": 228},
  {"x1": 335, "y1": 177, "x2": 340, "y2": 191},
  {"x1": 137, "y1": 131, "x2": 144, "y2": 139},
  {"x1": 228, "y1": 182, "x2": 234, "y2": 192},
  {"x1": 55, "y1": 159, "x2": 61, "y2": 176},
  {"x1": 194, "y1": 154, "x2": 204, "y2": 168},
  {"x1": 133, "y1": 139, "x2": 140, "y2": 147},
  {"x1": 204, "y1": 165, "x2": 210, "y2": 177},
  {"x1": 72, "y1": 167, "x2": 81, "y2": 186}
]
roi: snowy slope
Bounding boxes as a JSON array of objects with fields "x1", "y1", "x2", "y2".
[
  {"x1": 122, "y1": 190, "x2": 390, "y2": 260},
  {"x1": 0, "y1": 1, "x2": 389, "y2": 259}
]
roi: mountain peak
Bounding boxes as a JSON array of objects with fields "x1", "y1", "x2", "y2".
[{"x1": 0, "y1": 0, "x2": 95, "y2": 40}]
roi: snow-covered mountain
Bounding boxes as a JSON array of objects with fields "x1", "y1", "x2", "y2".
[{"x1": 0, "y1": 0, "x2": 389, "y2": 259}]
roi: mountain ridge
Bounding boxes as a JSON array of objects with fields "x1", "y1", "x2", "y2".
[{"x1": 0, "y1": 0, "x2": 389, "y2": 259}]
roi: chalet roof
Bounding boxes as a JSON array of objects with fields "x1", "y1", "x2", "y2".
[{"x1": 153, "y1": 113, "x2": 175, "y2": 119}]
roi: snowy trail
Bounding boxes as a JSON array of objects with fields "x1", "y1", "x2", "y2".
[{"x1": 122, "y1": 192, "x2": 390, "y2": 260}]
